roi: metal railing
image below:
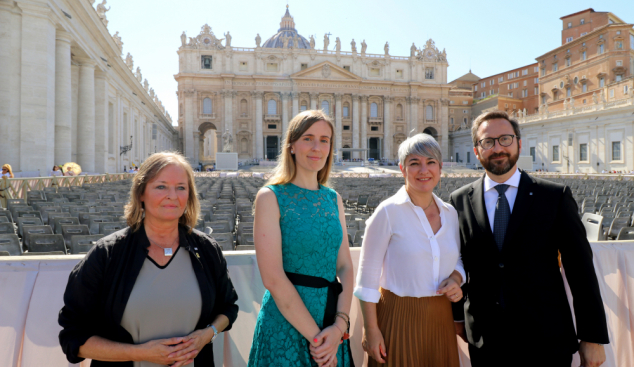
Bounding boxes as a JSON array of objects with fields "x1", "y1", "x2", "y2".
[
  {"x1": 522, "y1": 95, "x2": 634, "y2": 124},
  {"x1": 0, "y1": 174, "x2": 134, "y2": 208},
  {"x1": 199, "y1": 113, "x2": 216, "y2": 119}
]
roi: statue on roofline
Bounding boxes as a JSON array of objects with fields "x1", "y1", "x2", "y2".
[
  {"x1": 255, "y1": 33, "x2": 261, "y2": 47},
  {"x1": 351, "y1": 39, "x2": 357, "y2": 53},
  {"x1": 360, "y1": 40, "x2": 367, "y2": 54}
]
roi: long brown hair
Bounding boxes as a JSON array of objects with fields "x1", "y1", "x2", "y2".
[
  {"x1": 124, "y1": 152, "x2": 200, "y2": 233},
  {"x1": 266, "y1": 110, "x2": 335, "y2": 186}
]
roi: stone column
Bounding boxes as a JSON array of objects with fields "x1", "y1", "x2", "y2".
[
  {"x1": 19, "y1": 3, "x2": 57, "y2": 173},
  {"x1": 193, "y1": 131, "x2": 200, "y2": 167},
  {"x1": 254, "y1": 91, "x2": 264, "y2": 159},
  {"x1": 54, "y1": 30, "x2": 72, "y2": 164},
  {"x1": 352, "y1": 94, "x2": 360, "y2": 159},
  {"x1": 0, "y1": 2, "x2": 22, "y2": 168},
  {"x1": 71, "y1": 62, "x2": 80, "y2": 161},
  {"x1": 335, "y1": 93, "x2": 343, "y2": 155},
  {"x1": 76, "y1": 58, "x2": 97, "y2": 172},
  {"x1": 291, "y1": 91, "x2": 299, "y2": 117},
  {"x1": 440, "y1": 99, "x2": 449, "y2": 159},
  {"x1": 383, "y1": 96, "x2": 392, "y2": 160},
  {"x1": 183, "y1": 89, "x2": 195, "y2": 164},
  {"x1": 281, "y1": 92, "x2": 290, "y2": 138},
  {"x1": 94, "y1": 71, "x2": 108, "y2": 173},
  {"x1": 361, "y1": 95, "x2": 368, "y2": 155},
  {"x1": 223, "y1": 89, "x2": 234, "y2": 147},
  {"x1": 408, "y1": 96, "x2": 418, "y2": 136},
  {"x1": 310, "y1": 92, "x2": 319, "y2": 110}
]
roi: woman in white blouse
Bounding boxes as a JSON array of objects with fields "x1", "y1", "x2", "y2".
[{"x1": 354, "y1": 133, "x2": 465, "y2": 367}]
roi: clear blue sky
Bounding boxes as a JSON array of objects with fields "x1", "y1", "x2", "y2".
[{"x1": 104, "y1": 0, "x2": 633, "y2": 126}]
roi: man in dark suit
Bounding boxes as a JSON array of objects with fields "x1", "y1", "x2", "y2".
[{"x1": 449, "y1": 111, "x2": 609, "y2": 367}]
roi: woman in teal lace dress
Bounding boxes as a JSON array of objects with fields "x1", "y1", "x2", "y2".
[{"x1": 248, "y1": 110, "x2": 355, "y2": 367}]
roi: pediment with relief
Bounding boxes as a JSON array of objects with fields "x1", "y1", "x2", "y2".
[{"x1": 290, "y1": 61, "x2": 362, "y2": 81}]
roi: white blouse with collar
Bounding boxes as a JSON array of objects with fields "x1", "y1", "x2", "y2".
[{"x1": 354, "y1": 186, "x2": 465, "y2": 303}]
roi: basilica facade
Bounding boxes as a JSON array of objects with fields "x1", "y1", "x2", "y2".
[{"x1": 175, "y1": 7, "x2": 451, "y2": 166}]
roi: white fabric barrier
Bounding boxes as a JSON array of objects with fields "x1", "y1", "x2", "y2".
[
  {"x1": 258, "y1": 161, "x2": 278, "y2": 167},
  {"x1": 0, "y1": 244, "x2": 632, "y2": 367}
]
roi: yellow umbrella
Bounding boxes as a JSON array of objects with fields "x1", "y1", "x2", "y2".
[{"x1": 62, "y1": 162, "x2": 82, "y2": 176}]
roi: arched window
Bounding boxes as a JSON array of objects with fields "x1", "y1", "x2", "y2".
[
  {"x1": 268, "y1": 99, "x2": 277, "y2": 114},
  {"x1": 240, "y1": 99, "x2": 248, "y2": 115},
  {"x1": 343, "y1": 102, "x2": 350, "y2": 118},
  {"x1": 426, "y1": 105, "x2": 434, "y2": 120},
  {"x1": 203, "y1": 98, "x2": 212, "y2": 114},
  {"x1": 321, "y1": 100, "x2": 330, "y2": 114},
  {"x1": 300, "y1": 102, "x2": 308, "y2": 111},
  {"x1": 370, "y1": 102, "x2": 378, "y2": 118},
  {"x1": 396, "y1": 104, "x2": 403, "y2": 119}
]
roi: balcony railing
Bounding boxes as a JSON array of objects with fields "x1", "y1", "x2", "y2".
[
  {"x1": 522, "y1": 94, "x2": 634, "y2": 124},
  {"x1": 368, "y1": 117, "x2": 383, "y2": 125},
  {"x1": 199, "y1": 113, "x2": 216, "y2": 120},
  {"x1": 264, "y1": 114, "x2": 281, "y2": 121}
]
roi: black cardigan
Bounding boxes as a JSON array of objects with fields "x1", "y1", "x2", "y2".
[{"x1": 58, "y1": 224, "x2": 239, "y2": 367}]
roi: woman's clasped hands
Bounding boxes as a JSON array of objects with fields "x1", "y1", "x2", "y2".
[
  {"x1": 437, "y1": 274, "x2": 463, "y2": 303},
  {"x1": 309, "y1": 323, "x2": 344, "y2": 367},
  {"x1": 138, "y1": 328, "x2": 213, "y2": 367}
]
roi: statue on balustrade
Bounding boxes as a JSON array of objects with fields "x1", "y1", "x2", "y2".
[
  {"x1": 224, "y1": 32, "x2": 232, "y2": 47},
  {"x1": 112, "y1": 31, "x2": 123, "y2": 52},
  {"x1": 361, "y1": 40, "x2": 367, "y2": 54},
  {"x1": 592, "y1": 92, "x2": 598, "y2": 104},
  {"x1": 125, "y1": 53, "x2": 133, "y2": 70},
  {"x1": 135, "y1": 67, "x2": 142, "y2": 82},
  {"x1": 384, "y1": 41, "x2": 389, "y2": 55},
  {"x1": 143, "y1": 79, "x2": 149, "y2": 92},
  {"x1": 569, "y1": 98, "x2": 575, "y2": 109},
  {"x1": 149, "y1": 88, "x2": 155, "y2": 99},
  {"x1": 181, "y1": 31, "x2": 187, "y2": 47},
  {"x1": 351, "y1": 39, "x2": 357, "y2": 53},
  {"x1": 96, "y1": 0, "x2": 110, "y2": 26},
  {"x1": 600, "y1": 90, "x2": 607, "y2": 103},
  {"x1": 255, "y1": 33, "x2": 261, "y2": 47},
  {"x1": 410, "y1": 43, "x2": 416, "y2": 57},
  {"x1": 222, "y1": 129, "x2": 234, "y2": 152},
  {"x1": 563, "y1": 98, "x2": 568, "y2": 110},
  {"x1": 335, "y1": 37, "x2": 341, "y2": 52},
  {"x1": 323, "y1": 33, "x2": 329, "y2": 51}
]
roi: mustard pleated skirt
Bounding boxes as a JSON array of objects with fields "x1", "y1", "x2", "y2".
[{"x1": 367, "y1": 288, "x2": 460, "y2": 367}]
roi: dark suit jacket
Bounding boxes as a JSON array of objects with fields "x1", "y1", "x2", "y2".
[{"x1": 449, "y1": 170, "x2": 609, "y2": 355}]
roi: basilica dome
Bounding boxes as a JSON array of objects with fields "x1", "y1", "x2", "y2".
[{"x1": 262, "y1": 6, "x2": 311, "y2": 49}]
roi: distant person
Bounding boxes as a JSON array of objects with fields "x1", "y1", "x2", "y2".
[
  {"x1": 50, "y1": 165, "x2": 63, "y2": 176},
  {"x1": 450, "y1": 111, "x2": 608, "y2": 367},
  {"x1": 59, "y1": 152, "x2": 239, "y2": 367},
  {"x1": 1, "y1": 164, "x2": 14, "y2": 178}
]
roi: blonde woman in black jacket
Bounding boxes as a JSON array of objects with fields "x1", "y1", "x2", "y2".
[{"x1": 59, "y1": 152, "x2": 238, "y2": 367}]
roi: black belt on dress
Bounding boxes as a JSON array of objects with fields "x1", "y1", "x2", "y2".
[{"x1": 285, "y1": 271, "x2": 343, "y2": 328}]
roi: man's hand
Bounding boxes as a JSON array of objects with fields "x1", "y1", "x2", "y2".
[
  {"x1": 579, "y1": 341, "x2": 605, "y2": 367},
  {"x1": 454, "y1": 321, "x2": 467, "y2": 343}
]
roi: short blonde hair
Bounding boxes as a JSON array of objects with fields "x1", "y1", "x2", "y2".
[
  {"x1": 124, "y1": 152, "x2": 200, "y2": 233},
  {"x1": 267, "y1": 110, "x2": 335, "y2": 186}
]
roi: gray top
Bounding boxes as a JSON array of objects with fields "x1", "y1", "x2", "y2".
[{"x1": 121, "y1": 247, "x2": 202, "y2": 367}]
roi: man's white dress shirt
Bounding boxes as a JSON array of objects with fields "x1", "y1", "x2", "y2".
[
  {"x1": 483, "y1": 168, "x2": 521, "y2": 232},
  {"x1": 354, "y1": 186, "x2": 466, "y2": 303}
]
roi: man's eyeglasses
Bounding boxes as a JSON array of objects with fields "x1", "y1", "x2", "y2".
[{"x1": 478, "y1": 135, "x2": 516, "y2": 150}]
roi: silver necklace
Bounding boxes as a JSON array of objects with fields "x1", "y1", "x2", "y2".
[{"x1": 149, "y1": 237, "x2": 178, "y2": 257}]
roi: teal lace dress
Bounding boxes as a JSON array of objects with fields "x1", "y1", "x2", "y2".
[{"x1": 248, "y1": 183, "x2": 353, "y2": 367}]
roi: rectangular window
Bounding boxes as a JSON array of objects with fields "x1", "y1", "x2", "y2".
[
  {"x1": 580, "y1": 18, "x2": 585, "y2": 25},
  {"x1": 239, "y1": 61, "x2": 248, "y2": 71},
  {"x1": 499, "y1": 76, "x2": 504, "y2": 82},
  {"x1": 523, "y1": 80, "x2": 527, "y2": 87},
  {"x1": 599, "y1": 44, "x2": 604, "y2": 54},
  {"x1": 610, "y1": 89, "x2": 614, "y2": 98},
  {"x1": 450, "y1": 117, "x2": 454, "y2": 125},
  {"x1": 580, "y1": 32, "x2": 587, "y2": 36},
  {"x1": 370, "y1": 68, "x2": 380, "y2": 76},
  {"x1": 482, "y1": 82, "x2": 486, "y2": 88},
  {"x1": 542, "y1": 95, "x2": 547, "y2": 104},
  {"x1": 522, "y1": 69, "x2": 528, "y2": 75},
  {"x1": 617, "y1": 60, "x2": 623, "y2": 66},
  {"x1": 201, "y1": 56, "x2": 213, "y2": 69},
  {"x1": 301, "y1": 63, "x2": 308, "y2": 70},
  {"x1": 344, "y1": 65, "x2": 351, "y2": 72},
  {"x1": 566, "y1": 37, "x2": 573, "y2": 43},
  {"x1": 425, "y1": 68, "x2": 434, "y2": 79},
  {"x1": 490, "y1": 80, "x2": 494, "y2": 85},
  {"x1": 616, "y1": 41, "x2": 623, "y2": 50},
  {"x1": 343, "y1": 125, "x2": 350, "y2": 131},
  {"x1": 582, "y1": 51, "x2": 586, "y2": 60},
  {"x1": 625, "y1": 85, "x2": 629, "y2": 94},
  {"x1": 567, "y1": 22, "x2": 572, "y2": 28},
  {"x1": 552, "y1": 145, "x2": 560, "y2": 162},
  {"x1": 343, "y1": 106, "x2": 349, "y2": 117},
  {"x1": 534, "y1": 66, "x2": 539, "y2": 72},
  {"x1": 370, "y1": 126, "x2": 378, "y2": 131},
  {"x1": 631, "y1": 34, "x2": 634, "y2": 50},
  {"x1": 612, "y1": 141, "x2": 622, "y2": 161},
  {"x1": 566, "y1": 58, "x2": 571, "y2": 67},
  {"x1": 534, "y1": 87, "x2": 538, "y2": 95},
  {"x1": 523, "y1": 89, "x2": 528, "y2": 97},
  {"x1": 530, "y1": 147, "x2": 536, "y2": 162},
  {"x1": 616, "y1": 75, "x2": 622, "y2": 82},
  {"x1": 266, "y1": 62, "x2": 278, "y2": 71},
  {"x1": 267, "y1": 124, "x2": 277, "y2": 129},
  {"x1": 474, "y1": 85, "x2": 478, "y2": 91},
  {"x1": 395, "y1": 69, "x2": 402, "y2": 78},
  {"x1": 553, "y1": 63, "x2": 558, "y2": 72},
  {"x1": 534, "y1": 77, "x2": 539, "y2": 83},
  {"x1": 582, "y1": 84, "x2": 587, "y2": 92},
  {"x1": 599, "y1": 78, "x2": 605, "y2": 87},
  {"x1": 567, "y1": 88, "x2": 571, "y2": 97},
  {"x1": 509, "y1": 92, "x2": 513, "y2": 98},
  {"x1": 580, "y1": 143, "x2": 588, "y2": 161},
  {"x1": 541, "y1": 68, "x2": 546, "y2": 76}
]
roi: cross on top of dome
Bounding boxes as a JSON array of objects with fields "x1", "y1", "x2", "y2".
[{"x1": 262, "y1": 6, "x2": 310, "y2": 49}]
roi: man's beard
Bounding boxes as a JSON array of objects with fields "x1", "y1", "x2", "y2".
[{"x1": 481, "y1": 150, "x2": 519, "y2": 175}]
